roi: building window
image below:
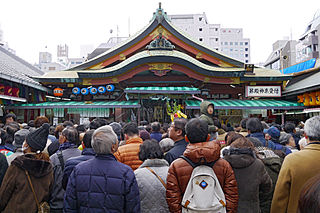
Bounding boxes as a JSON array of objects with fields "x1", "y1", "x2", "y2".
[
  {"x1": 245, "y1": 48, "x2": 248, "y2": 51},
  {"x1": 245, "y1": 60, "x2": 249, "y2": 63},
  {"x1": 230, "y1": 42, "x2": 233, "y2": 45},
  {"x1": 240, "y1": 42, "x2": 243, "y2": 45},
  {"x1": 199, "y1": 17, "x2": 203, "y2": 21},
  {"x1": 245, "y1": 54, "x2": 248, "y2": 57},
  {"x1": 221, "y1": 42, "x2": 223, "y2": 45},
  {"x1": 230, "y1": 48, "x2": 233, "y2": 51},
  {"x1": 215, "y1": 48, "x2": 219, "y2": 51},
  {"x1": 199, "y1": 28, "x2": 203, "y2": 31},
  {"x1": 199, "y1": 38, "x2": 203, "y2": 42},
  {"x1": 224, "y1": 42, "x2": 228, "y2": 45},
  {"x1": 235, "y1": 42, "x2": 238, "y2": 45},
  {"x1": 215, "y1": 38, "x2": 218, "y2": 41},
  {"x1": 215, "y1": 28, "x2": 218, "y2": 31},
  {"x1": 245, "y1": 42, "x2": 248, "y2": 45},
  {"x1": 49, "y1": 67, "x2": 55, "y2": 71}
]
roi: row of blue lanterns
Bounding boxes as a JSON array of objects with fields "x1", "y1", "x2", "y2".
[{"x1": 72, "y1": 85, "x2": 115, "y2": 95}]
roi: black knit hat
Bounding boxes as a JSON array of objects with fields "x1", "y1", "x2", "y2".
[{"x1": 26, "y1": 123, "x2": 50, "y2": 152}]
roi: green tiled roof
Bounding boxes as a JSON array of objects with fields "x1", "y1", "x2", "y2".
[
  {"x1": 6, "y1": 101, "x2": 140, "y2": 109},
  {"x1": 125, "y1": 87, "x2": 200, "y2": 94},
  {"x1": 185, "y1": 99, "x2": 304, "y2": 110}
]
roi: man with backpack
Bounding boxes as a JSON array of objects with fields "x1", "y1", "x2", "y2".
[{"x1": 166, "y1": 118, "x2": 238, "y2": 213}]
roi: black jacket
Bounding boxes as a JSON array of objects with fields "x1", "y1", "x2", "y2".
[{"x1": 164, "y1": 139, "x2": 188, "y2": 165}]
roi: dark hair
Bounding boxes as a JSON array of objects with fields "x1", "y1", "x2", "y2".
[
  {"x1": 240, "y1": 118, "x2": 248, "y2": 129},
  {"x1": 28, "y1": 120, "x2": 35, "y2": 127},
  {"x1": 49, "y1": 126, "x2": 56, "y2": 136},
  {"x1": 89, "y1": 118, "x2": 107, "y2": 130},
  {"x1": 0, "y1": 129, "x2": 7, "y2": 145},
  {"x1": 272, "y1": 124, "x2": 282, "y2": 132},
  {"x1": 145, "y1": 125, "x2": 152, "y2": 133},
  {"x1": 34, "y1": 116, "x2": 49, "y2": 128},
  {"x1": 76, "y1": 124, "x2": 87, "y2": 134},
  {"x1": 5, "y1": 113, "x2": 16, "y2": 121},
  {"x1": 4, "y1": 123, "x2": 20, "y2": 144},
  {"x1": 284, "y1": 123, "x2": 296, "y2": 133},
  {"x1": 62, "y1": 127, "x2": 79, "y2": 145},
  {"x1": 138, "y1": 139, "x2": 164, "y2": 161},
  {"x1": 83, "y1": 129, "x2": 94, "y2": 148},
  {"x1": 173, "y1": 118, "x2": 187, "y2": 137},
  {"x1": 151, "y1": 122, "x2": 161, "y2": 132},
  {"x1": 247, "y1": 137, "x2": 263, "y2": 147},
  {"x1": 123, "y1": 122, "x2": 139, "y2": 136},
  {"x1": 246, "y1": 118, "x2": 263, "y2": 133},
  {"x1": 298, "y1": 174, "x2": 320, "y2": 213},
  {"x1": 63, "y1": 121, "x2": 74, "y2": 128},
  {"x1": 230, "y1": 137, "x2": 255, "y2": 150},
  {"x1": 185, "y1": 118, "x2": 208, "y2": 143},
  {"x1": 226, "y1": 132, "x2": 244, "y2": 146},
  {"x1": 213, "y1": 119, "x2": 222, "y2": 129},
  {"x1": 54, "y1": 125, "x2": 64, "y2": 138},
  {"x1": 162, "y1": 123, "x2": 169, "y2": 133}
]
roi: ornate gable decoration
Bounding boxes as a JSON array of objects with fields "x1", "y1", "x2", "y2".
[{"x1": 146, "y1": 33, "x2": 175, "y2": 50}]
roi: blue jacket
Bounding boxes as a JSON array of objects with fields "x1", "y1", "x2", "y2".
[
  {"x1": 164, "y1": 139, "x2": 188, "y2": 165},
  {"x1": 64, "y1": 154, "x2": 140, "y2": 213},
  {"x1": 150, "y1": 132, "x2": 162, "y2": 142},
  {"x1": 62, "y1": 148, "x2": 95, "y2": 190},
  {"x1": 271, "y1": 141, "x2": 292, "y2": 155},
  {"x1": 248, "y1": 132, "x2": 276, "y2": 150}
]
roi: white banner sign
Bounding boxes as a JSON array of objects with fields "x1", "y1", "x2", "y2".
[{"x1": 246, "y1": 86, "x2": 281, "y2": 97}]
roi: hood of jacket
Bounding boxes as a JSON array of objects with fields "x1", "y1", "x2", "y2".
[
  {"x1": 224, "y1": 148, "x2": 256, "y2": 169},
  {"x1": 184, "y1": 141, "x2": 220, "y2": 163},
  {"x1": 12, "y1": 154, "x2": 52, "y2": 177},
  {"x1": 139, "y1": 158, "x2": 169, "y2": 168},
  {"x1": 261, "y1": 157, "x2": 282, "y2": 174},
  {"x1": 200, "y1": 101, "x2": 214, "y2": 117}
]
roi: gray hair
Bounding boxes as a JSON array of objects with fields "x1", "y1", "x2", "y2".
[
  {"x1": 92, "y1": 125, "x2": 118, "y2": 155},
  {"x1": 304, "y1": 116, "x2": 320, "y2": 141},
  {"x1": 159, "y1": 138, "x2": 174, "y2": 153}
]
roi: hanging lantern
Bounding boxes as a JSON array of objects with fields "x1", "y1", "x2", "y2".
[
  {"x1": 297, "y1": 95, "x2": 304, "y2": 103},
  {"x1": 98, "y1": 86, "x2": 106, "y2": 94},
  {"x1": 90, "y1": 87, "x2": 98, "y2": 95},
  {"x1": 309, "y1": 92, "x2": 316, "y2": 106},
  {"x1": 81, "y1": 88, "x2": 89, "y2": 95},
  {"x1": 316, "y1": 91, "x2": 320, "y2": 105},
  {"x1": 53, "y1": 88, "x2": 63, "y2": 97},
  {"x1": 72, "y1": 87, "x2": 80, "y2": 95},
  {"x1": 303, "y1": 93, "x2": 310, "y2": 106},
  {"x1": 106, "y1": 84, "x2": 115, "y2": 92}
]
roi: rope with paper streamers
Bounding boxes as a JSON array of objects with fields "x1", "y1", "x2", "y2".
[{"x1": 166, "y1": 101, "x2": 187, "y2": 122}]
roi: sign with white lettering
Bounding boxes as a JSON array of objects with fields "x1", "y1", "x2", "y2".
[{"x1": 245, "y1": 86, "x2": 281, "y2": 97}]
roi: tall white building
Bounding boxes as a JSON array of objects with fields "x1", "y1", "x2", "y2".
[{"x1": 168, "y1": 13, "x2": 251, "y2": 63}]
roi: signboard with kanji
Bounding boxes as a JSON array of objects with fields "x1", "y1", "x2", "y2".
[{"x1": 245, "y1": 86, "x2": 281, "y2": 97}]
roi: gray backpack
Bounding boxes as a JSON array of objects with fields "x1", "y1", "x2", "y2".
[{"x1": 180, "y1": 156, "x2": 227, "y2": 213}]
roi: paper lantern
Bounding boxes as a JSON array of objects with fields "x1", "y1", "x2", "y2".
[
  {"x1": 72, "y1": 87, "x2": 80, "y2": 95},
  {"x1": 297, "y1": 95, "x2": 304, "y2": 103},
  {"x1": 309, "y1": 92, "x2": 316, "y2": 106},
  {"x1": 106, "y1": 84, "x2": 115, "y2": 92},
  {"x1": 90, "y1": 87, "x2": 98, "y2": 95},
  {"x1": 316, "y1": 91, "x2": 320, "y2": 105},
  {"x1": 53, "y1": 88, "x2": 63, "y2": 97},
  {"x1": 81, "y1": 88, "x2": 89, "y2": 95},
  {"x1": 303, "y1": 93, "x2": 310, "y2": 106},
  {"x1": 98, "y1": 86, "x2": 106, "y2": 94}
]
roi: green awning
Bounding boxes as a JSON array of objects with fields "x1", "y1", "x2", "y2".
[
  {"x1": 125, "y1": 87, "x2": 200, "y2": 94},
  {"x1": 185, "y1": 99, "x2": 305, "y2": 110},
  {"x1": 6, "y1": 101, "x2": 140, "y2": 109}
]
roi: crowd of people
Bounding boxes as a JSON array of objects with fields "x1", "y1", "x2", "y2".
[{"x1": 0, "y1": 101, "x2": 319, "y2": 213}]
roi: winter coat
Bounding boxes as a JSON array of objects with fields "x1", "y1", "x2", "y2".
[
  {"x1": 224, "y1": 148, "x2": 272, "y2": 213},
  {"x1": 199, "y1": 101, "x2": 217, "y2": 134},
  {"x1": 0, "y1": 153, "x2": 8, "y2": 186},
  {"x1": 247, "y1": 132, "x2": 276, "y2": 149},
  {"x1": 164, "y1": 138, "x2": 188, "y2": 165},
  {"x1": 271, "y1": 143, "x2": 320, "y2": 213},
  {"x1": 150, "y1": 132, "x2": 163, "y2": 142},
  {"x1": 166, "y1": 141, "x2": 238, "y2": 213},
  {"x1": 62, "y1": 148, "x2": 95, "y2": 189},
  {"x1": 64, "y1": 154, "x2": 140, "y2": 213},
  {"x1": 269, "y1": 139, "x2": 292, "y2": 155},
  {"x1": 6, "y1": 148, "x2": 23, "y2": 165},
  {"x1": 114, "y1": 137, "x2": 143, "y2": 171},
  {"x1": 49, "y1": 146, "x2": 81, "y2": 210},
  {"x1": 0, "y1": 154, "x2": 53, "y2": 213},
  {"x1": 134, "y1": 159, "x2": 169, "y2": 213}
]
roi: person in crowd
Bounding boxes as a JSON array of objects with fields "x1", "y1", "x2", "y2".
[
  {"x1": 279, "y1": 133, "x2": 299, "y2": 153},
  {"x1": 135, "y1": 139, "x2": 169, "y2": 213},
  {"x1": 89, "y1": 118, "x2": 107, "y2": 130},
  {"x1": 161, "y1": 123, "x2": 170, "y2": 139},
  {"x1": 284, "y1": 122, "x2": 301, "y2": 150},
  {"x1": 62, "y1": 129, "x2": 95, "y2": 189},
  {"x1": 48, "y1": 125, "x2": 65, "y2": 156},
  {"x1": 247, "y1": 137, "x2": 263, "y2": 147},
  {"x1": 76, "y1": 124, "x2": 87, "y2": 134},
  {"x1": 247, "y1": 118, "x2": 275, "y2": 149},
  {"x1": 166, "y1": 118, "x2": 238, "y2": 213},
  {"x1": 3, "y1": 122, "x2": 20, "y2": 152},
  {"x1": 199, "y1": 101, "x2": 218, "y2": 137},
  {"x1": 159, "y1": 137, "x2": 174, "y2": 154},
  {"x1": 34, "y1": 116, "x2": 53, "y2": 154},
  {"x1": 226, "y1": 123, "x2": 234, "y2": 132},
  {"x1": 110, "y1": 122, "x2": 122, "y2": 142},
  {"x1": 63, "y1": 121, "x2": 74, "y2": 128},
  {"x1": 223, "y1": 137, "x2": 272, "y2": 213},
  {"x1": 4, "y1": 113, "x2": 16, "y2": 125},
  {"x1": 145, "y1": 124, "x2": 152, "y2": 133},
  {"x1": 239, "y1": 118, "x2": 248, "y2": 137},
  {"x1": 139, "y1": 129, "x2": 151, "y2": 141},
  {"x1": 164, "y1": 118, "x2": 188, "y2": 165},
  {"x1": 214, "y1": 119, "x2": 227, "y2": 144},
  {"x1": 0, "y1": 153, "x2": 8, "y2": 186},
  {"x1": 7, "y1": 129, "x2": 29, "y2": 165},
  {"x1": 49, "y1": 126, "x2": 58, "y2": 143},
  {"x1": 64, "y1": 125, "x2": 140, "y2": 213},
  {"x1": 0, "y1": 124, "x2": 53, "y2": 212},
  {"x1": 114, "y1": 122, "x2": 143, "y2": 171},
  {"x1": 298, "y1": 136, "x2": 308, "y2": 150},
  {"x1": 50, "y1": 126, "x2": 81, "y2": 212},
  {"x1": 220, "y1": 132, "x2": 245, "y2": 158},
  {"x1": 297, "y1": 174, "x2": 320, "y2": 213},
  {"x1": 150, "y1": 122, "x2": 162, "y2": 142},
  {"x1": 265, "y1": 127, "x2": 292, "y2": 155},
  {"x1": 0, "y1": 129, "x2": 14, "y2": 157},
  {"x1": 271, "y1": 116, "x2": 320, "y2": 213}
]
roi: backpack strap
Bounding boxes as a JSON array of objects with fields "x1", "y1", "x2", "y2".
[
  {"x1": 180, "y1": 155, "x2": 217, "y2": 168},
  {"x1": 25, "y1": 170, "x2": 40, "y2": 210},
  {"x1": 57, "y1": 151, "x2": 65, "y2": 171},
  {"x1": 145, "y1": 166, "x2": 167, "y2": 189}
]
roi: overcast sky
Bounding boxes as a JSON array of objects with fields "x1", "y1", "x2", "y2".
[{"x1": 0, "y1": 0, "x2": 319, "y2": 65}]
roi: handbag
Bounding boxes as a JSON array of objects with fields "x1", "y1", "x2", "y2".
[
  {"x1": 25, "y1": 170, "x2": 50, "y2": 213},
  {"x1": 145, "y1": 166, "x2": 167, "y2": 189}
]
